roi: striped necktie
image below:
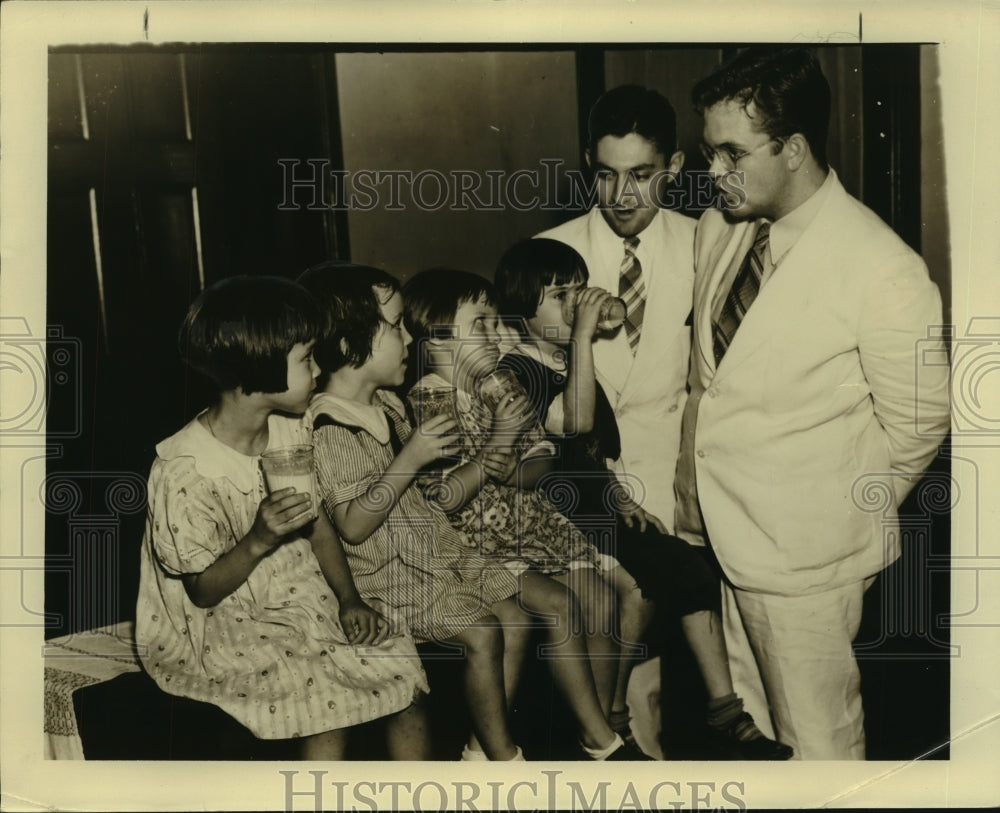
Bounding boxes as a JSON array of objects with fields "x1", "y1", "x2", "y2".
[
  {"x1": 712, "y1": 222, "x2": 770, "y2": 366},
  {"x1": 618, "y1": 236, "x2": 645, "y2": 354}
]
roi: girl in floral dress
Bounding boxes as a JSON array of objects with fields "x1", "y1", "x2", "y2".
[
  {"x1": 136, "y1": 275, "x2": 429, "y2": 760},
  {"x1": 403, "y1": 267, "x2": 645, "y2": 761}
]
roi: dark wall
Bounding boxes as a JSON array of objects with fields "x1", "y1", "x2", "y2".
[{"x1": 46, "y1": 47, "x2": 339, "y2": 636}]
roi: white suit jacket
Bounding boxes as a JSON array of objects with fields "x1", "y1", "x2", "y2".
[
  {"x1": 537, "y1": 207, "x2": 696, "y2": 525},
  {"x1": 674, "y1": 170, "x2": 950, "y2": 596}
]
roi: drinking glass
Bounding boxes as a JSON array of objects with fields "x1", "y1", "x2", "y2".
[
  {"x1": 407, "y1": 385, "x2": 459, "y2": 425},
  {"x1": 260, "y1": 445, "x2": 318, "y2": 520}
]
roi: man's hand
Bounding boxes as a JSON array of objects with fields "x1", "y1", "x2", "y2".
[{"x1": 617, "y1": 491, "x2": 668, "y2": 534}]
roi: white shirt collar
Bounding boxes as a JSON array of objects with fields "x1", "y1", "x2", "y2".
[
  {"x1": 155, "y1": 412, "x2": 301, "y2": 494},
  {"x1": 307, "y1": 390, "x2": 407, "y2": 445},
  {"x1": 505, "y1": 340, "x2": 567, "y2": 373},
  {"x1": 591, "y1": 206, "x2": 662, "y2": 261},
  {"x1": 768, "y1": 168, "x2": 837, "y2": 266}
]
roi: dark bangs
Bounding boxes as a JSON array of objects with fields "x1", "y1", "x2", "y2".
[
  {"x1": 494, "y1": 238, "x2": 588, "y2": 320},
  {"x1": 402, "y1": 267, "x2": 497, "y2": 344},
  {"x1": 179, "y1": 275, "x2": 320, "y2": 395},
  {"x1": 298, "y1": 261, "x2": 401, "y2": 373}
]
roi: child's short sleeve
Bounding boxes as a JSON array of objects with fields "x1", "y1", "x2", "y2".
[
  {"x1": 313, "y1": 424, "x2": 382, "y2": 511},
  {"x1": 147, "y1": 457, "x2": 237, "y2": 575},
  {"x1": 543, "y1": 392, "x2": 566, "y2": 435}
]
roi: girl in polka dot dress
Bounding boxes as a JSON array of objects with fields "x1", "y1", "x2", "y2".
[{"x1": 136, "y1": 276, "x2": 430, "y2": 759}]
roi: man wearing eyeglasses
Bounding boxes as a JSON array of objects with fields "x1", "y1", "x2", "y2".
[{"x1": 673, "y1": 46, "x2": 950, "y2": 759}]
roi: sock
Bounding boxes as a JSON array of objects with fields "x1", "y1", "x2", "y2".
[
  {"x1": 460, "y1": 744, "x2": 488, "y2": 761},
  {"x1": 609, "y1": 708, "x2": 631, "y2": 735},
  {"x1": 706, "y1": 694, "x2": 765, "y2": 741},
  {"x1": 463, "y1": 744, "x2": 524, "y2": 761},
  {"x1": 582, "y1": 732, "x2": 623, "y2": 760}
]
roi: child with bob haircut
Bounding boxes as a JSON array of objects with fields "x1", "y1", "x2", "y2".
[
  {"x1": 493, "y1": 237, "x2": 793, "y2": 760},
  {"x1": 403, "y1": 267, "x2": 647, "y2": 761},
  {"x1": 137, "y1": 275, "x2": 430, "y2": 761},
  {"x1": 303, "y1": 261, "x2": 643, "y2": 761}
]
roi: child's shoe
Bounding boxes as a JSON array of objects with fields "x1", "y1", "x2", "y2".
[
  {"x1": 609, "y1": 708, "x2": 638, "y2": 748},
  {"x1": 582, "y1": 732, "x2": 654, "y2": 761}
]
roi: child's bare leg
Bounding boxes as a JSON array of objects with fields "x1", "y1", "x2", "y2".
[
  {"x1": 518, "y1": 571, "x2": 617, "y2": 751},
  {"x1": 385, "y1": 696, "x2": 433, "y2": 760},
  {"x1": 682, "y1": 609, "x2": 734, "y2": 699},
  {"x1": 491, "y1": 597, "x2": 534, "y2": 704},
  {"x1": 465, "y1": 597, "x2": 533, "y2": 756},
  {"x1": 300, "y1": 727, "x2": 349, "y2": 760},
  {"x1": 448, "y1": 617, "x2": 519, "y2": 760},
  {"x1": 554, "y1": 568, "x2": 620, "y2": 717},
  {"x1": 607, "y1": 564, "x2": 656, "y2": 717}
]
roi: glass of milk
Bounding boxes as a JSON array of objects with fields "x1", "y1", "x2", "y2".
[
  {"x1": 260, "y1": 445, "x2": 318, "y2": 520},
  {"x1": 477, "y1": 369, "x2": 545, "y2": 445},
  {"x1": 560, "y1": 287, "x2": 627, "y2": 331},
  {"x1": 407, "y1": 385, "x2": 459, "y2": 426}
]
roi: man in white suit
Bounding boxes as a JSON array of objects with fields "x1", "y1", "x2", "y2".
[
  {"x1": 537, "y1": 85, "x2": 695, "y2": 528},
  {"x1": 674, "y1": 47, "x2": 951, "y2": 759}
]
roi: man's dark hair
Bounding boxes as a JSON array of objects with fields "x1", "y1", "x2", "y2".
[
  {"x1": 178, "y1": 275, "x2": 320, "y2": 395},
  {"x1": 588, "y1": 84, "x2": 678, "y2": 157},
  {"x1": 297, "y1": 260, "x2": 401, "y2": 374},
  {"x1": 691, "y1": 46, "x2": 831, "y2": 171}
]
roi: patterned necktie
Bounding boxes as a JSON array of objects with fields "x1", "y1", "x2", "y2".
[
  {"x1": 618, "y1": 236, "x2": 646, "y2": 354},
  {"x1": 712, "y1": 222, "x2": 771, "y2": 366}
]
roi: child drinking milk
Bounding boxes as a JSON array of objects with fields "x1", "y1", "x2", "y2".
[
  {"x1": 302, "y1": 262, "x2": 643, "y2": 761},
  {"x1": 136, "y1": 275, "x2": 429, "y2": 760},
  {"x1": 403, "y1": 267, "x2": 647, "y2": 760},
  {"x1": 493, "y1": 238, "x2": 793, "y2": 760}
]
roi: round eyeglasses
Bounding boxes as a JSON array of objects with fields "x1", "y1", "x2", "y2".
[{"x1": 699, "y1": 138, "x2": 779, "y2": 170}]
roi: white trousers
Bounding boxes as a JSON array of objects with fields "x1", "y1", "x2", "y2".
[{"x1": 722, "y1": 578, "x2": 871, "y2": 760}]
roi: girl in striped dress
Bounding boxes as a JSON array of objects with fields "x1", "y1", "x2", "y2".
[
  {"x1": 301, "y1": 262, "x2": 642, "y2": 762},
  {"x1": 136, "y1": 276, "x2": 429, "y2": 760}
]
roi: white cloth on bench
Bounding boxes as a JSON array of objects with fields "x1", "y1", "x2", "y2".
[{"x1": 43, "y1": 621, "x2": 142, "y2": 759}]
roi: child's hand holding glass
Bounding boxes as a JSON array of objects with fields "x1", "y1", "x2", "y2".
[
  {"x1": 401, "y1": 412, "x2": 461, "y2": 470},
  {"x1": 479, "y1": 370, "x2": 538, "y2": 445},
  {"x1": 568, "y1": 286, "x2": 621, "y2": 341},
  {"x1": 488, "y1": 389, "x2": 536, "y2": 443},
  {"x1": 247, "y1": 488, "x2": 317, "y2": 553}
]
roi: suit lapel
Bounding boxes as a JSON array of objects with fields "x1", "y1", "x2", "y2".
[
  {"x1": 711, "y1": 187, "x2": 845, "y2": 384},
  {"x1": 695, "y1": 217, "x2": 753, "y2": 380}
]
